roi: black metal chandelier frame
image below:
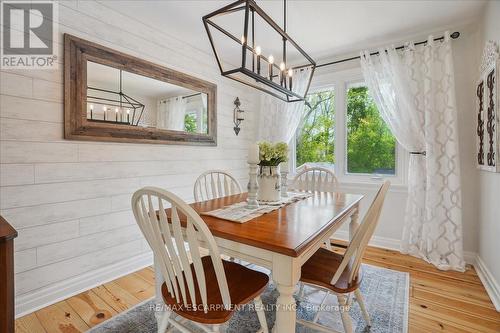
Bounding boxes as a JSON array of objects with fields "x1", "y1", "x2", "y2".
[
  {"x1": 203, "y1": 0, "x2": 316, "y2": 102},
  {"x1": 86, "y1": 69, "x2": 146, "y2": 126}
]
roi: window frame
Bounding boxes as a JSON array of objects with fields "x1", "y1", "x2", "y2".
[{"x1": 292, "y1": 68, "x2": 407, "y2": 186}]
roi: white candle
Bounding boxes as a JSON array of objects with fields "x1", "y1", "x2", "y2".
[{"x1": 248, "y1": 143, "x2": 260, "y2": 164}]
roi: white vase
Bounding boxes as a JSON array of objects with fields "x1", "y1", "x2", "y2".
[{"x1": 258, "y1": 165, "x2": 281, "y2": 202}]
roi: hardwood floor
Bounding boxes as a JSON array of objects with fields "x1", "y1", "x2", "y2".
[{"x1": 15, "y1": 246, "x2": 500, "y2": 333}]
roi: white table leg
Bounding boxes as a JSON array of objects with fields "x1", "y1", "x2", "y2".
[
  {"x1": 272, "y1": 254, "x2": 300, "y2": 333},
  {"x1": 349, "y1": 205, "x2": 360, "y2": 241}
]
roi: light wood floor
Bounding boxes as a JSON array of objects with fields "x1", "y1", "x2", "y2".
[{"x1": 15, "y1": 245, "x2": 500, "y2": 333}]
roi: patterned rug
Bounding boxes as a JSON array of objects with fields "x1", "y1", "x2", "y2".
[{"x1": 88, "y1": 264, "x2": 409, "y2": 333}]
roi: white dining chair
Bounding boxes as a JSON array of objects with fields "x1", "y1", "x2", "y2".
[
  {"x1": 292, "y1": 166, "x2": 339, "y2": 193},
  {"x1": 193, "y1": 170, "x2": 242, "y2": 202},
  {"x1": 132, "y1": 187, "x2": 269, "y2": 333},
  {"x1": 297, "y1": 181, "x2": 390, "y2": 333},
  {"x1": 292, "y1": 166, "x2": 339, "y2": 250}
]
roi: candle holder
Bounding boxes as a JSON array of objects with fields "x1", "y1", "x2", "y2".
[
  {"x1": 280, "y1": 169, "x2": 289, "y2": 198},
  {"x1": 247, "y1": 162, "x2": 259, "y2": 209}
]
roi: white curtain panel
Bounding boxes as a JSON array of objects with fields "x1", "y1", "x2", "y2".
[
  {"x1": 258, "y1": 67, "x2": 310, "y2": 143},
  {"x1": 200, "y1": 93, "x2": 208, "y2": 112},
  {"x1": 199, "y1": 93, "x2": 208, "y2": 130},
  {"x1": 157, "y1": 97, "x2": 187, "y2": 131},
  {"x1": 360, "y1": 32, "x2": 464, "y2": 271}
]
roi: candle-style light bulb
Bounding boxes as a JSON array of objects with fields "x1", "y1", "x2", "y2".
[
  {"x1": 126, "y1": 109, "x2": 130, "y2": 123},
  {"x1": 89, "y1": 104, "x2": 94, "y2": 119},
  {"x1": 288, "y1": 69, "x2": 293, "y2": 91},
  {"x1": 103, "y1": 106, "x2": 107, "y2": 120},
  {"x1": 255, "y1": 46, "x2": 262, "y2": 75},
  {"x1": 279, "y1": 62, "x2": 286, "y2": 86},
  {"x1": 115, "y1": 108, "x2": 119, "y2": 122},
  {"x1": 288, "y1": 69, "x2": 293, "y2": 77},
  {"x1": 268, "y1": 55, "x2": 274, "y2": 81}
]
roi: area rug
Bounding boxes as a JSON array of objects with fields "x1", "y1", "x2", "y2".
[{"x1": 88, "y1": 264, "x2": 409, "y2": 333}]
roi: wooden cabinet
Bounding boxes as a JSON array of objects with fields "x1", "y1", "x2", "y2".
[{"x1": 0, "y1": 215, "x2": 17, "y2": 333}]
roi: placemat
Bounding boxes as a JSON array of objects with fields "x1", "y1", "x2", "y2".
[{"x1": 200, "y1": 192, "x2": 312, "y2": 223}]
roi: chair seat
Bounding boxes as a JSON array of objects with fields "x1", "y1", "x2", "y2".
[
  {"x1": 162, "y1": 256, "x2": 269, "y2": 324},
  {"x1": 300, "y1": 248, "x2": 362, "y2": 294}
]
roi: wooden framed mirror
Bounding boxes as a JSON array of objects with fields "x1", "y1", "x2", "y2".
[{"x1": 64, "y1": 34, "x2": 217, "y2": 145}]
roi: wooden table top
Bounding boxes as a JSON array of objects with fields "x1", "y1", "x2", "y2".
[{"x1": 190, "y1": 192, "x2": 363, "y2": 257}]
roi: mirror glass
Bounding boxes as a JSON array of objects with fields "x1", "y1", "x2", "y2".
[{"x1": 86, "y1": 61, "x2": 209, "y2": 134}]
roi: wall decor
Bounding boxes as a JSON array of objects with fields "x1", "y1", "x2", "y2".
[
  {"x1": 64, "y1": 34, "x2": 217, "y2": 145},
  {"x1": 233, "y1": 97, "x2": 244, "y2": 135},
  {"x1": 476, "y1": 40, "x2": 499, "y2": 172}
]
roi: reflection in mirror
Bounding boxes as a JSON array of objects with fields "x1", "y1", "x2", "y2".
[{"x1": 86, "y1": 61, "x2": 208, "y2": 134}]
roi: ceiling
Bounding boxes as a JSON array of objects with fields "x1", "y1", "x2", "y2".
[
  {"x1": 102, "y1": 0, "x2": 485, "y2": 65},
  {"x1": 87, "y1": 61, "x2": 196, "y2": 99}
]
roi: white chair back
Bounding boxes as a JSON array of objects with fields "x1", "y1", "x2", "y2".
[
  {"x1": 193, "y1": 170, "x2": 242, "y2": 202},
  {"x1": 131, "y1": 187, "x2": 231, "y2": 312},
  {"x1": 292, "y1": 166, "x2": 338, "y2": 192},
  {"x1": 330, "y1": 181, "x2": 390, "y2": 285}
]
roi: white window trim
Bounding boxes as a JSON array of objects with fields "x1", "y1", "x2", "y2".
[{"x1": 292, "y1": 67, "x2": 408, "y2": 187}]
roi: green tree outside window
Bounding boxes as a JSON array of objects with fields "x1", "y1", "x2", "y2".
[
  {"x1": 295, "y1": 86, "x2": 396, "y2": 175},
  {"x1": 184, "y1": 113, "x2": 197, "y2": 133},
  {"x1": 296, "y1": 90, "x2": 335, "y2": 168},
  {"x1": 346, "y1": 86, "x2": 396, "y2": 174}
]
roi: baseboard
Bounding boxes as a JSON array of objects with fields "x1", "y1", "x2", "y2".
[
  {"x1": 332, "y1": 231, "x2": 477, "y2": 265},
  {"x1": 15, "y1": 251, "x2": 154, "y2": 318},
  {"x1": 333, "y1": 230, "x2": 401, "y2": 252},
  {"x1": 474, "y1": 255, "x2": 500, "y2": 312},
  {"x1": 463, "y1": 251, "x2": 477, "y2": 266}
]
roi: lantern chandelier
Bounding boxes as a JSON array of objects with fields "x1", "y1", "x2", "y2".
[
  {"x1": 87, "y1": 69, "x2": 145, "y2": 126},
  {"x1": 203, "y1": 0, "x2": 316, "y2": 102}
]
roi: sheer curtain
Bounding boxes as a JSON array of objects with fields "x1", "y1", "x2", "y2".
[
  {"x1": 360, "y1": 32, "x2": 464, "y2": 271},
  {"x1": 200, "y1": 93, "x2": 208, "y2": 132},
  {"x1": 157, "y1": 97, "x2": 186, "y2": 131},
  {"x1": 258, "y1": 67, "x2": 311, "y2": 143}
]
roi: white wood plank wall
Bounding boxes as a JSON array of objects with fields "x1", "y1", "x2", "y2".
[{"x1": 0, "y1": 0, "x2": 259, "y2": 315}]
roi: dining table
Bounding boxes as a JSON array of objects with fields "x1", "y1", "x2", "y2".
[{"x1": 153, "y1": 191, "x2": 363, "y2": 333}]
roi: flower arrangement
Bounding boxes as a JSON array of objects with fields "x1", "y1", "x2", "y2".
[{"x1": 258, "y1": 141, "x2": 288, "y2": 166}]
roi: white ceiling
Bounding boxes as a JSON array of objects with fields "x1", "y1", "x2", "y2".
[
  {"x1": 102, "y1": 0, "x2": 485, "y2": 64},
  {"x1": 87, "y1": 61, "x2": 196, "y2": 99}
]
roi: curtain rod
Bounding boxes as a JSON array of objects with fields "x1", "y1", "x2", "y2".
[
  {"x1": 182, "y1": 92, "x2": 201, "y2": 99},
  {"x1": 315, "y1": 31, "x2": 460, "y2": 69}
]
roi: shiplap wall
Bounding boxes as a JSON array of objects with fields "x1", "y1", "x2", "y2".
[{"x1": 0, "y1": 0, "x2": 258, "y2": 315}]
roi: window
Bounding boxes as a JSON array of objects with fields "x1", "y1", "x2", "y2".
[
  {"x1": 295, "y1": 90, "x2": 335, "y2": 169},
  {"x1": 346, "y1": 84, "x2": 396, "y2": 175},
  {"x1": 292, "y1": 71, "x2": 405, "y2": 185}
]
